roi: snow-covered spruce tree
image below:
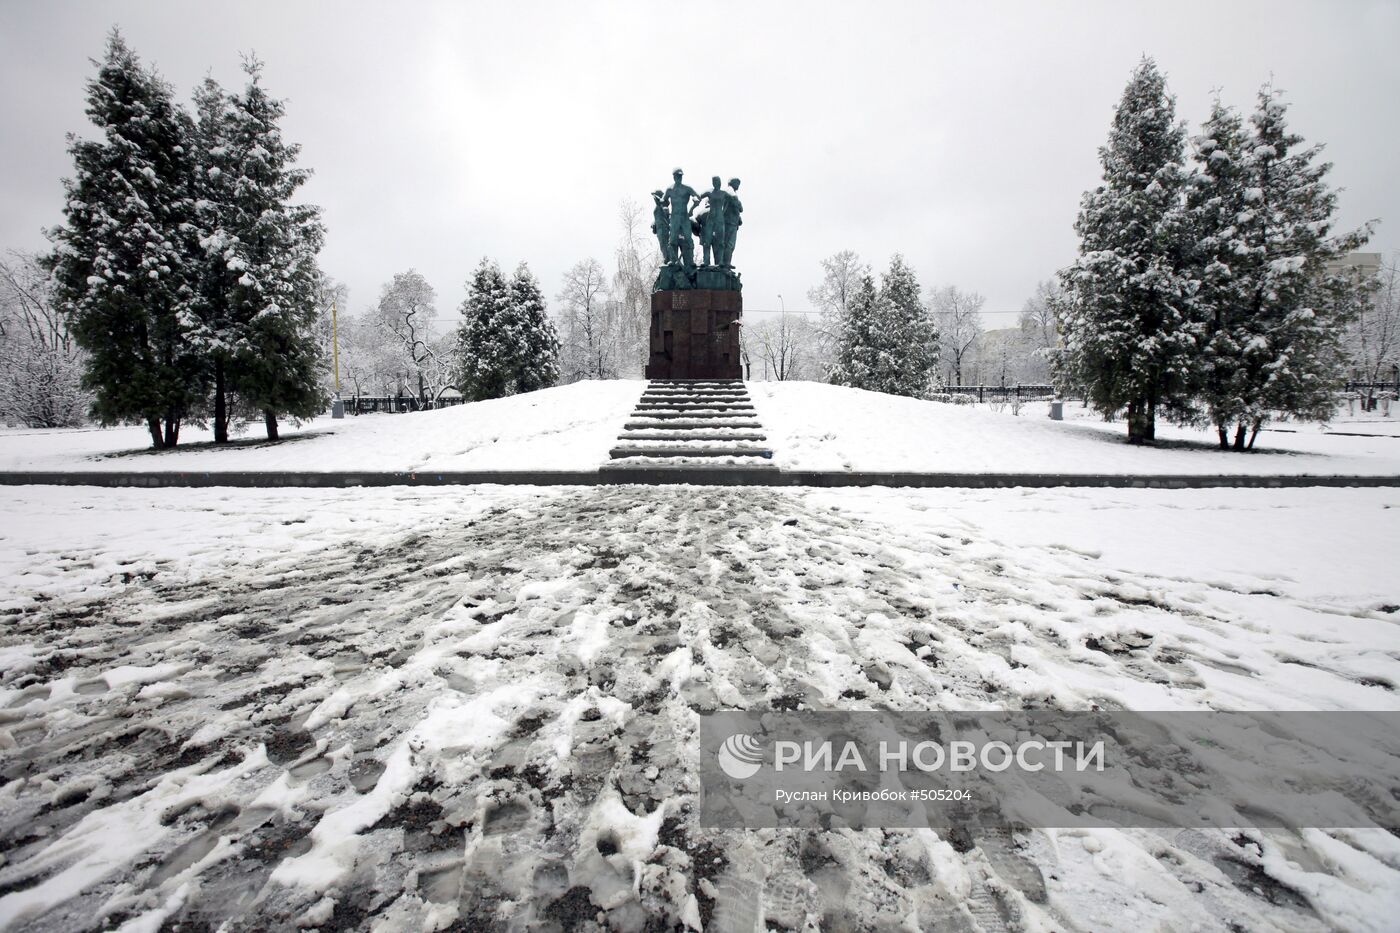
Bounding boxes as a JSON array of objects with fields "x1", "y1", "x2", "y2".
[
  {"x1": 509, "y1": 263, "x2": 560, "y2": 393},
  {"x1": 192, "y1": 61, "x2": 327, "y2": 442},
  {"x1": 879, "y1": 254, "x2": 940, "y2": 396},
  {"x1": 1186, "y1": 98, "x2": 1254, "y2": 448},
  {"x1": 1190, "y1": 87, "x2": 1371, "y2": 450},
  {"x1": 1056, "y1": 58, "x2": 1201, "y2": 444},
  {"x1": 190, "y1": 77, "x2": 240, "y2": 441},
  {"x1": 828, "y1": 273, "x2": 891, "y2": 391},
  {"x1": 46, "y1": 31, "x2": 206, "y2": 448},
  {"x1": 456, "y1": 258, "x2": 514, "y2": 401},
  {"x1": 829, "y1": 256, "x2": 937, "y2": 396}
]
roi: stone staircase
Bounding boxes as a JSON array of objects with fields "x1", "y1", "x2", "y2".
[{"x1": 602, "y1": 380, "x2": 776, "y2": 471}]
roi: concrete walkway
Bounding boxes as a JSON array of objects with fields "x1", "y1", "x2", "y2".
[{"x1": 1, "y1": 469, "x2": 1397, "y2": 489}]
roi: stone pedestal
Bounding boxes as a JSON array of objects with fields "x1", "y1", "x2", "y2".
[{"x1": 644, "y1": 288, "x2": 743, "y2": 380}]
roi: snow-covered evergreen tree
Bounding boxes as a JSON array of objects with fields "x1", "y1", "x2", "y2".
[
  {"x1": 456, "y1": 258, "x2": 515, "y2": 401},
  {"x1": 509, "y1": 263, "x2": 560, "y2": 393},
  {"x1": 192, "y1": 60, "x2": 326, "y2": 442},
  {"x1": 879, "y1": 254, "x2": 940, "y2": 396},
  {"x1": 1056, "y1": 58, "x2": 1201, "y2": 443},
  {"x1": 46, "y1": 31, "x2": 205, "y2": 448},
  {"x1": 831, "y1": 255, "x2": 938, "y2": 397},
  {"x1": 829, "y1": 274, "x2": 891, "y2": 392},
  {"x1": 1186, "y1": 97, "x2": 1254, "y2": 448},
  {"x1": 1190, "y1": 87, "x2": 1370, "y2": 449},
  {"x1": 191, "y1": 76, "x2": 240, "y2": 440}
]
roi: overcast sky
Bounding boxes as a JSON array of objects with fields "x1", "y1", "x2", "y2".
[{"x1": 2, "y1": 0, "x2": 1396, "y2": 329}]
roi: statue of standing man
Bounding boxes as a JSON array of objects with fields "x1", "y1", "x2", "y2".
[
  {"x1": 696, "y1": 176, "x2": 730, "y2": 267},
  {"x1": 663, "y1": 168, "x2": 700, "y2": 271},
  {"x1": 721, "y1": 178, "x2": 742, "y2": 268}
]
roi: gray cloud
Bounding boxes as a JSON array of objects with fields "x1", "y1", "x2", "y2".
[{"x1": 2, "y1": 0, "x2": 1395, "y2": 329}]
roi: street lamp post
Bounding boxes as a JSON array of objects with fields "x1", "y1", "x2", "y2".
[
  {"x1": 778, "y1": 294, "x2": 791, "y2": 381},
  {"x1": 330, "y1": 300, "x2": 345, "y2": 419}
]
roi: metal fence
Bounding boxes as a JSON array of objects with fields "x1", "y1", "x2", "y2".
[
  {"x1": 338, "y1": 394, "x2": 465, "y2": 415},
  {"x1": 1345, "y1": 381, "x2": 1400, "y2": 396},
  {"x1": 939, "y1": 385, "x2": 1058, "y2": 403}
]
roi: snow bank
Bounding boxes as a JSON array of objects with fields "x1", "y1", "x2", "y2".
[
  {"x1": 5, "y1": 379, "x2": 1399, "y2": 478},
  {"x1": 0, "y1": 381, "x2": 642, "y2": 473},
  {"x1": 749, "y1": 382, "x2": 1400, "y2": 475}
]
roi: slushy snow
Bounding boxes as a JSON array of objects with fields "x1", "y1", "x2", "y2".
[{"x1": 1, "y1": 484, "x2": 1398, "y2": 930}]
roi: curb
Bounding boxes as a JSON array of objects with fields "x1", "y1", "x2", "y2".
[{"x1": 0, "y1": 470, "x2": 1398, "y2": 489}]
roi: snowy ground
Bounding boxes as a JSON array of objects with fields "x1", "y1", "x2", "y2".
[
  {"x1": 0, "y1": 382, "x2": 640, "y2": 475},
  {"x1": 748, "y1": 382, "x2": 1400, "y2": 475},
  {"x1": 5, "y1": 381, "x2": 1400, "y2": 477},
  {"x1": 2, "y1": 484, "x2": 1399, "y2": 931}
]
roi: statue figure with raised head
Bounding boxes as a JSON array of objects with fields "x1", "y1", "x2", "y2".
[
  {"x1": 649, "y1": 190, "x2": 673, "y2": 266},
  {"x1": 663, "y1": 168, "x2": 700, "y2": 271},
  {"x1": 696, "y1": 176, "x2": 730, "y2": 267},
  {"x1": 721, "y1": 178, "x2": 742, "y2": 267}
]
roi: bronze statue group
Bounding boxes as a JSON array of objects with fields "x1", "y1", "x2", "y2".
[{"x1": 652, "y1": 168, "x2": 742, "y2": 271}]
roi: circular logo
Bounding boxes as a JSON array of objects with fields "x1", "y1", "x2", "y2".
[{"x1": 717, "y1": 733, "x2": 764, "y2": 780}]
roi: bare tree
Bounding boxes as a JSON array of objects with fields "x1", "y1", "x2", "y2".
[
  {"x1": 930, "y1": 285, "x2": 986, "y2": 387},
  {"x1": 336, "y1": 310, "x2": 403, "y2": 400},
  {"x1": 373, "y1": 270, "x2": 453, "y2": 403},
  {"x1": 1017, "y1": 278, "x2": 1061, "y2": 383},
  {"x1": 1347, "y1": 255, "x2": 1399, "y2": 404},
  {"x1": 557, "y1": 258, "x2": 618, "y2": 382},
  {"x1": 613, "y1": 199, "x2": 658, "y2": 377},
  {"x1": 0, "y1": 251, "x2": 89, "y2": 427},
  {"x1": 745, "y1": 313, "x2": 822, "y2": 381},
  {"x1": 806, "y1": 250, "x2": 870, "y2": 381}
]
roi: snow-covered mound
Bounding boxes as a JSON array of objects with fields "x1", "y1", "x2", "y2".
[
  {"x1": 749, "y1": 382, "x2": 1400, "y2": 475},
  {"x1": 0, "y1": 381, "x2": 643, "y2": 473},
  {"x1": 4, "y1": 379, "x2": 1399, "y2": 477}
]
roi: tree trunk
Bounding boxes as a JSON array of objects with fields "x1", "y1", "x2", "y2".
[
  {"x1": 264, "y1": 409, "x2": 279, "y2": 441},
  {"x1": 1232, "y1": 423, "x2": 1247, "y2": 451},
  {"x1": 163, "y1": 414, "x2": 179, "y2": 448},
  {"x1": 1217, "y1": 425, "x2": 1229, "y2": 449},
  {"x1": 1247, "y1": 418, "x2": 1262, "y2": 450},
  {"x1": 214, "y1": 359, "x2": 228, "y2": 444},
  {"x1": 147, "y1": 416, "x2": 165, "y2": 450},
  {"x1": 1126, "y1": 399, "x2": 1155, "y2": 444}
]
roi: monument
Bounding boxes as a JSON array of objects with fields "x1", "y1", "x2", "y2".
[{"x1": 645, "y1": 168, "x2": 744, "y2": 380}]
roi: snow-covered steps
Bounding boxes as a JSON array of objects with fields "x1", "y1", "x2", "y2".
[
  {"x1": 608, "y1": 444, "x2": 771, "y2": 459},
  {"x1": 619, "y1": 431, "x2": 769, "y2": 442},
  {"x1": 624, "y1": 411, "x2": 761, "y2": 423},
  {"x1": 623, "y1": 420, "x2": 763, "y2": 431},
  {"x1": 604, "y1": 380, "x2": 776, "y2": 470}
]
